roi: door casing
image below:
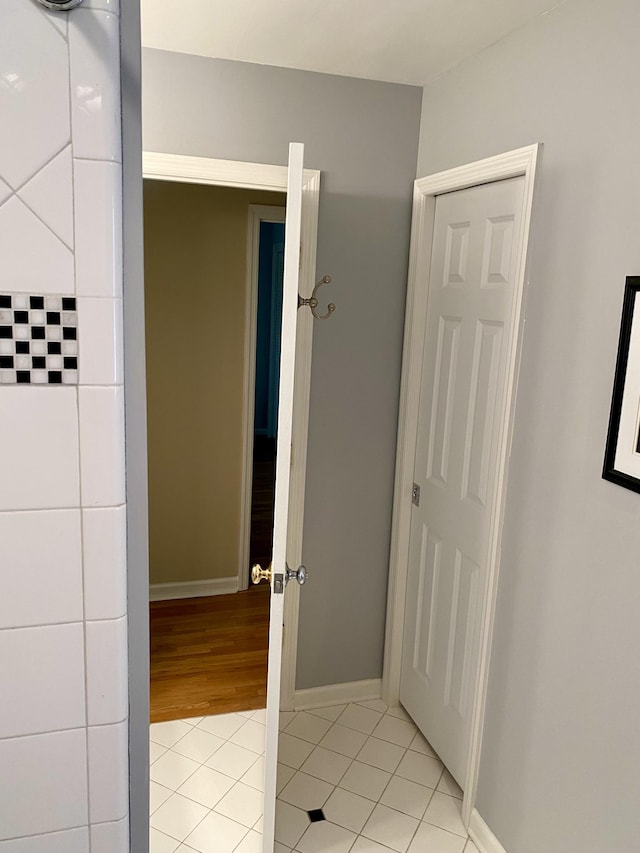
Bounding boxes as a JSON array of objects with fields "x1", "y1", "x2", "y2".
[
  {"x1": 239, "y1": 204, "x2": 286, "y2": 591},
  {"x1": 142, "y1": 151, "x2": 320, "y2": 709},
  {"x1": 382, "y1": 144, "x2": 542, "y2": 826}
]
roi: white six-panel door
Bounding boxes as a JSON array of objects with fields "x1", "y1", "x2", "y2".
[
  {"x1": 399, "y1": 176, "x2": 525, "y2": 786},
  {"x1": 262, "y1": 142, "x2": 305, "y2": 852}
]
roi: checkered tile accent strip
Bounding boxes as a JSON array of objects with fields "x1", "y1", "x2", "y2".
[{"x1": 0, "y1": 294, "x2": 78, "y2": 385}]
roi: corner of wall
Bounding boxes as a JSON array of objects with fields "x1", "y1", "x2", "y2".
[{"x1": 0, "y1": 0, "x2": 129, "y2": 847}]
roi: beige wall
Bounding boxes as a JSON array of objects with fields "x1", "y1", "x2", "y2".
[{"x1": 144, "y1": 181, "x2": 285, "y2": 585}]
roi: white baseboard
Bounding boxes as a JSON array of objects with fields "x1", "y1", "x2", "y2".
[
  {"x1": 469, "y1": 809, "x2": 507, "y2": 853},
  {"x1": 293, "y1": 678, "x2": 382, "y2": 711},
  {"x1": 149, "y1": 577, "x2": 238, "y2": 602}
]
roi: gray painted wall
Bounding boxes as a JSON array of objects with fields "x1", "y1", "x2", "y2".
[
  {"x1": 142, "y1": 50, "x2": 422, "y2": 688},
  {"x1": 417, "y1": 1, "x2": 640, "y2": 850}
]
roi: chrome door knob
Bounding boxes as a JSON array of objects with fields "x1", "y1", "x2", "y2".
[{"x1": 285, "y1": 565, "x2": 309, "y2": 586}]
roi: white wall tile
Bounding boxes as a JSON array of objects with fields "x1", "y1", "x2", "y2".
[
  {"x1": 43, "y1": 10, "x2": 68, "y2": 39},
  {"x1": 90, "y1": 816, "x2": 129, "y2": 853},
  {"x1": 0, "y1": 0, "x2": 70, "y2": 190},
  {"x1": 79, "y1": 386, "x2": 125, "y2": 506},
  {"x1": 88, "y1": 721, "x2": 129, "y2": 824},
  {"x1": 74, "y1": 160, "x2": 123, "y2": 297},
  {"x1": 0, "y1": 827, "x2": 89, "y2": 853},
  {"x1": 0, "y1": 387, "x2": 80, "y2": 511},
  {"x1": 0, "y1": 196, "x2": 74, "y2": 294},
  {"x1": 84, "y1": 0, "x2": 120, "y2": 12},
  {"x1": 0, "y1": 623, "x2": 85, "y2": 737},
  {"x1": 0, "y1": 0, "x2": 127, "y2": 845},
  {"x1": 0, "y1": 509, "x2": 82, "y2": 628},
  {"x1": 86, "y1": 616, "x2": 128, "y2": 725},
  {"x1": 69, "y1": 11, "x2": 121, "y2": 161},
  {"x1": 83, "y1": 506, "x2": 127, "y2": 620},
  {"x1": 78, "y1": 297, "x2": 123, "y2": 384},
  {"x1": 0, "y1": 728, "x2": 87, "y2": 839},
  {"x1": 0, "y1": 178, "x2": 12, "y2": 206},
  {"x1": 19, "y1": 145, "x2": 74, "y2": 249}
]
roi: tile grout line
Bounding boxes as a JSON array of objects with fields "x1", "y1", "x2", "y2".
[
  {"x1": 298, "y1": 703, "x2": 466, "y2": 851},
  {"x1": 150, "y1": 714, "x2": 265, "y2": 849},
  {"x1": 151, "y1": 704, "x2": 468, "y2": 853},
  {"x1": 5, "y1": 140, "x2": 71, "y2": 197},
  {"x1": 0, "y1": 502, "x2": 125, "y2": 515},
  {"x1": 15, "y1": 184, "x2": 74, "y2": 253},
  {"x1": 281, "y1": 705, "x2": 446, "y2": 851},
  {"x1": 72, "y1": 127, "x2": 91, "y2": 837}
]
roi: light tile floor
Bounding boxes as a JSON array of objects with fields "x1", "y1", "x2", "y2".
[{"x1": 149, "y1": 701, "x2": 479, "y2": 853}]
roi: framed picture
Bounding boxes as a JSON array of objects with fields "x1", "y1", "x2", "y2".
[{"x1": 603, "y1": 276, "x2": 640, "y2": 493}]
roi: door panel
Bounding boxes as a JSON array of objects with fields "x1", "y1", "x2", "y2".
[
  {"x1": 261, "y1": 143, "x2": 305, "y2": 853},
  {"x1": 400, "y1": 177, "x2": 525, "y2": 786},
  {"x1": 426, "y1": 316, "x2": 460, "y2": 485},
  {"x1": 462, "y1": 320, "x2": 503, "y2": 506}
]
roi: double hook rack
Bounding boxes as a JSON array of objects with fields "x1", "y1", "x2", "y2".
[{"x1": 298, "y1": 275, "x2": 336, "y2": 320}]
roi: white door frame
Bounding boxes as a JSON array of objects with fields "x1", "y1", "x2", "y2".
[
  {"x1": 143, "y1": 151, "x2": 321, "y2": 709},
  {"x1": 382, "y1": 144, "x2": 542, "y2": 824},
  {"x1": 238, "y1": 204, "x2": 287, "y2": 592}
]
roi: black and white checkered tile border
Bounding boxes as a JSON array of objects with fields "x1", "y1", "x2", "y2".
[{"x1": 0, "y1": 294, "x2": 78, "y2": 385}]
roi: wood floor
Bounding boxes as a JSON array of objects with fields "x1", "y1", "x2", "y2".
[
  {"x1": 249, "y1": 435, "x2": 277, "y2": 576},
  {"x1": 150, "y1": 585, "x2": 270, "y2": 723},
  {"x1": 150, "y1": 437, "x2": 276, "y2": 723}
]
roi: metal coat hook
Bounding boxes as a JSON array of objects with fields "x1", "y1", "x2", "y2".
[{"x1": 298, "y1": 275, "x2": 336, "y2": 320}]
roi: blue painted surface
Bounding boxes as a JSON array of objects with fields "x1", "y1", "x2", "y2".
[{"x1": 254, "y1": 221, "x2": 284, "y2": 438}]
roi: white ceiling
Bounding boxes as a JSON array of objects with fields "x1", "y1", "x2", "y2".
[{"x1": 141, "y1": 0, "x2": 564, "y2": 87}]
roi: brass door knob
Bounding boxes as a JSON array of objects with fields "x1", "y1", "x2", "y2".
[{"x1": 251, "y1": 563, "x2": 272, "y2": 585}]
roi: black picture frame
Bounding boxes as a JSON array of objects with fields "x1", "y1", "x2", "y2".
[{"x1": 602, "y1": 276, "x2": 640, "y2": 493}]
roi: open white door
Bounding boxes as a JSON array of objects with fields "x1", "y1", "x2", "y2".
[{"x1": 255, "y1": 142, "x2": 306, "y2": 853}]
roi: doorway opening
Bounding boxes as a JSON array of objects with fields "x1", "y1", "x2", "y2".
[
  {"x1": 130, "y1": 149, "x2": 320, "y2": 853},
  {"x1": 144, "y1": 180, "x2": 286, "y2": 722},
  {"x1": 249, "y1": 217, "x2": 285, "y2": 577}
]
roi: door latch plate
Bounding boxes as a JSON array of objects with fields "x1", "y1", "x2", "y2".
[{"x1": 412, "y1": 482, "x2": 421, "y2": 507}]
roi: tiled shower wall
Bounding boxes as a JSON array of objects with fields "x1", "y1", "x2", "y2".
[{"x1": 0, "y1": 1, "x2": 128, "y2": 850}]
